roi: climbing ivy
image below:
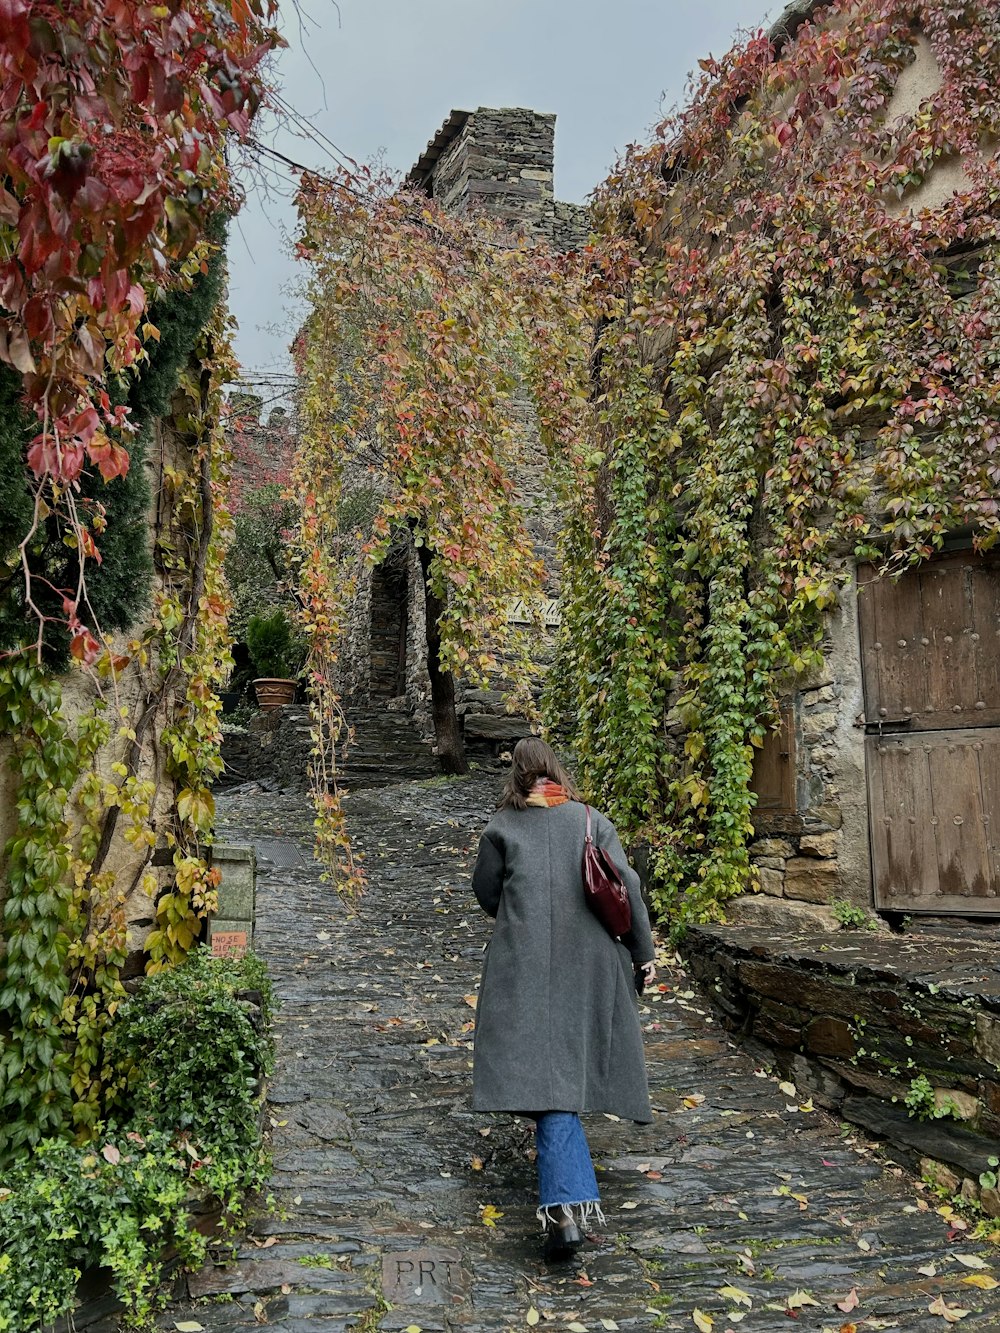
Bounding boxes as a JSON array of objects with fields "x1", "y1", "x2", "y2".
[
  {"x1": 0, "y1": 248, "x2": 236, "y2": 1158},
  {"x1": 533, "y1": 0, "x2": 1000, "y2": 929}
]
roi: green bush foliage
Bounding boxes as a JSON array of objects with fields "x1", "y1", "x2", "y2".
[
  {"x1": 246, "y1": 608, "x2": 304, "y2": 680},
  {"x1": 225, "y1": 484, "x2": 300, "y2": 644},
  {"x1": 0, "y1": 949, "x2": 275, "y2": 1330}
]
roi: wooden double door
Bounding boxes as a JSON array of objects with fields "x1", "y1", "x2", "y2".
[{"x1": 860, "y1": 550, "x2": 1000, "y2": 913}]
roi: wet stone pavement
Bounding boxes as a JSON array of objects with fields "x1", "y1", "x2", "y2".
[{"x1": 155, "y1": 773, "x2": 1000, "y2": 1333}]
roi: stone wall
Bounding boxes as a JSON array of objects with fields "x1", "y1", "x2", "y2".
[
  {"x1": 0, "y1": 391, "x2": 228, "y2": 964},
  {"x1": 685, "y1": 924, "x2": 1000, "y2": 1216},
  {"x1": 219, "y1": 707, "x2": 314, "y2": 793}
]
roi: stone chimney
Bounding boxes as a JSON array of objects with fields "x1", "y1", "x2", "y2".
[{"x1": 408, "y1": 107, "x2": 560, "y2": 237}]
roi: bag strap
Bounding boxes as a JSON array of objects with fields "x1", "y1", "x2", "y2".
[{"x1": 584, "y1": 803, "x2": 593, "y2": 845}]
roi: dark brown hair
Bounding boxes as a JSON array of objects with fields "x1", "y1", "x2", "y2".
[{"x1": 498, "y1": 736, "x2": 581, "y2": 810}]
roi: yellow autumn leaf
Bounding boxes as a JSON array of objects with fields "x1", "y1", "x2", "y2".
[
  {"x1": 567, "y1": 1324, "x2": 588, "y2": 1333},
  {"x1": 786, "y1": 1290, "x2": 820, "y2": 1309},
  {"x1": 480, "y1": 1204, "x2": 504, "y2": 1227},
  {"x1": 692, "y1": 1310, "x2": 713, "y2": 1332},
  {"x1": 600, "y1": 1321, "x2": 619, "y2": 1331},
  {"x1": 526, "y1": 1309, "x2": 540, "y2": 1326},
  {"x1": 960, "y1": 1274, "x2": 998, "y2": 1290},
  {"x1": 927, "y1": 1294, "x2": 970, "y2": 1322},
  {"x1": 718, "y1": 1285, "x2": 752, "y2": 1308},
  {"x1": 470, "y1": 1155, "x2": 484, "y2": 1170}
]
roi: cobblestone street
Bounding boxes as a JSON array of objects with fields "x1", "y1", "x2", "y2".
[{"x1": 157, "y1": 773, "x2": 1000, "y2": 1333}]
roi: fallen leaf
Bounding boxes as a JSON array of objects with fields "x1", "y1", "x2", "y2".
[
  {"x1": 693, "y1": 1311, "x2": 714, "y2": 1332},
  {"x1": 480, "y1": 1204, "x2": 504, "y2": 1227},
  {"x1": 787, "y1": 1290, "x2": 820, "y2": 1309},
  {"x1": 526, "y1": 1309, "x2": 540, "y2": 1326},
  {"x1": 961, "y1": 1274, "x2": 999, "y2": 1290},
  {"x1": 918, "y1": 1264, "x2": 938, "y2": 1277},
  {"x1": 464, "y1": 994, "x2": 478, "y2": 1009},
  {"x1": 953, "y1": 1255, "x2": 988, "y2": 1270},
  {"x1": 174, "y1": 1324, "x2": 205, "y2": 1332},
  {"x1": 927, "y1": 1295, "x2": 970, "y2": 1323},
  {"x1": 857, "y1": 1237, "x2": 872, "y2": 1252},
  {"x1": 470, "y1": 1155, "x2": 484, "y2": 1171},
  {"x1": 683, "y1": 1094, "x2": 706, "y2": 1109},
  {"x1": 621, "y1": 1201, "x2": 639, "y2": 1210},
  {"x1": 836, "y1": 1289, "x2": 859, "y2": 1313},
  {"x1": 719, "y1": 1286, "x2": 752, "y2": 1308},
  {"x1": 404, "y1": 1326, "x2": 423, "y2": 1333},
  {"x1": 567, "y1": 1324, "x2": 588, "y2": 1332},
  {"x1": 778, "y1": 1081, "x2": 797, "y2": 1097},
  {"x1": 600, "y1": 1321, "x2": 619, "y2": 1331}
]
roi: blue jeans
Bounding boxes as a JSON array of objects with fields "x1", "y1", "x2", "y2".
[{"x1": 534, "y1": 1112, "x2": 604, "y2": 1227}]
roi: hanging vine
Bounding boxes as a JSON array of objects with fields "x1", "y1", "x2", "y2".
[{"x1": 293, "y1": 166, "x2": 550, "y2": 882}]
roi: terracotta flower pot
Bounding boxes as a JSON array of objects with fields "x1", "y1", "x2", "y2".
[{"x1": 253, "y1": 678, "x2": 296, "y2": 711}]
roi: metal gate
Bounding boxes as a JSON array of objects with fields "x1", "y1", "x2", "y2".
[{"x1": 858, "y1": 550, "x2": 1000, "y2": 913}]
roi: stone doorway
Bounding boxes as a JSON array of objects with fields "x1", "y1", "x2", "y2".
[
  {"x1": 369, "y1": 548, "x2": 409, "y2": 699},
  {"x1": 859, "y1": 549, "x2": 1000, "y2": 914}
]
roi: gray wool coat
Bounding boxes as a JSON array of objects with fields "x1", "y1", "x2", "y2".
[{"x1": 471, "y1": 800, "x2": 655, "y2": 1123}]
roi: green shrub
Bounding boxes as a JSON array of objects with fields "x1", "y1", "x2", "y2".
[
  {"x1": 246, "y1": 608, "x2": 304, "y2": 679},
  {"x1": 0, "y1": 949, "x2": 275, "y2": 1331}
]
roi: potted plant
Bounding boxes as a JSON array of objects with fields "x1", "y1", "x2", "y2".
[{"x1": 246, "y1": 610, "x2": 303, "y2": 711}]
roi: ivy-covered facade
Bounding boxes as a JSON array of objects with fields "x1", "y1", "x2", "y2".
[{"x1": 544, "y1": 0, "x2": 1000, "y2": 931}]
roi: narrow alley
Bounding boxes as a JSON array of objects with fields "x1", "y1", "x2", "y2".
[{"x1": 145, "y1": 773, "x2": 1000, "y2": 1333}]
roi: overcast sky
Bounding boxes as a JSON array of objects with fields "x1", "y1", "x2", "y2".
[{"x1": 229, "y1": 0, "x2": 775, "y2": 387}]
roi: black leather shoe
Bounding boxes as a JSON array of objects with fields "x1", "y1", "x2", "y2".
[{"x1": 543, "y1": 1210, "x2": 584, "y2": 1263}]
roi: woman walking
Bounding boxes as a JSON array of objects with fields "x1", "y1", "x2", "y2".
[{"x1": 471, "y1": 737, "x2": 657, "y2": 1261}]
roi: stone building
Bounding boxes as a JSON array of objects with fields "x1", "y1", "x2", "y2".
[
  {"x1": 653, "y1": 0, "x2": 1000, "y2": 924},
  {"x1": 340, "y1": 107, "x2": 585, "y2": 750}
]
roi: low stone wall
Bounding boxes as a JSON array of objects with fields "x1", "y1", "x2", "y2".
[
  {"x1": 684, "y1": 924, "x2": 1000, "y2": 1215},
  {"x1": 218, "y1": 706, "x2": 313, "y2": 792}
]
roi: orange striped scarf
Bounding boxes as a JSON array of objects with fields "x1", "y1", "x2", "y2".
[{"x1": 526, "y1": 778, "x2": 569, "y2": 808}]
